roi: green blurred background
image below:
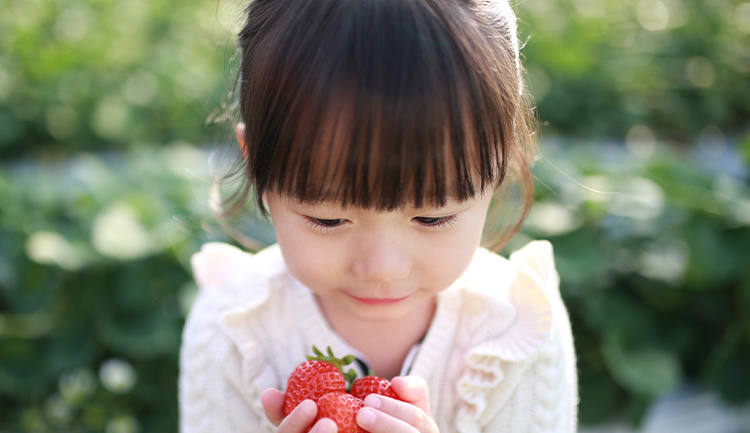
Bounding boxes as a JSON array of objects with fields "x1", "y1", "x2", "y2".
[{"x1": 1, "y1": 0, "x2": 750, "y2": 431}]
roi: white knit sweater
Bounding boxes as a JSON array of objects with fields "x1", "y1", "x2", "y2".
[{"x1": 179, "y1": 241, "x2": 578, "y2": 433}]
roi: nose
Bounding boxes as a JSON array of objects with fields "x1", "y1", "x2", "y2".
[{"x1": 351, "y1": 237, "x2": 412, "y2": 283}]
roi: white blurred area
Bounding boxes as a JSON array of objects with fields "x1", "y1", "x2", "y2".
[{"x1": 580, "y1": 384, "x2": 750, "y2": 433}]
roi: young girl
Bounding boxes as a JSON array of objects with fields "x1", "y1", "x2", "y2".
[{"x1": 180, "y1": 0, "x2": 578, "y2": 431}]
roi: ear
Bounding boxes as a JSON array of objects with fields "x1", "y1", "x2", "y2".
[
  {"x1": 261, "y1": 192, "x2": 270, "y2": 214},
  {"x1": 235, "y1": 122, "x2": 249, "y2": 160}
]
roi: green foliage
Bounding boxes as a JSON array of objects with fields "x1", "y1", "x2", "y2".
[
  {"x1": 516, "y1": 0, "x2": 750, "y2": 141},
  {"x1": 517, "y1": 141, "x2": 750, "y2": 425},
  {"x1": 0, "y1": 0, "x2": 241, "y2": 159},
  {"x1": 0, "y1": 145, "x2": 274, "y2": 432}
]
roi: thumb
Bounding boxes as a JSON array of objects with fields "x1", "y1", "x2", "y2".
[
  {"x1": 390, "y1": 375, "x2": 431, "y2": 415},
  {"x1": 260, "y1": 388, "x2": 286, "y2": 426}
]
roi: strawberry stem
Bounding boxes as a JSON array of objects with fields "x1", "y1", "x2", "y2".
[{"x1": 306, "y1": 345, "x2": 358, "y2": 388}]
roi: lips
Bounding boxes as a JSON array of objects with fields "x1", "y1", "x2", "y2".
[{"x1": 346, "y1": 293, "x2": 412, "y2": 306}]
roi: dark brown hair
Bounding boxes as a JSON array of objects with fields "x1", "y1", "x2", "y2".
[{"x1": 224, "y1": 0, "x2": 536, "y2": 251}]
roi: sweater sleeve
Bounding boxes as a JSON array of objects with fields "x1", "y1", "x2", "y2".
[
  {"x1": 483, "y1": 241, "x2": 578, "y2": 433},
  {"x1": 179, "y1": 243, "x2": 277, "y2": 433},
  {"x1": 179, "y1": 293, "x2": 262, "y2": 432},
  {"x1": 481, "y1": 303, "x2": 578, "y2": 432}
]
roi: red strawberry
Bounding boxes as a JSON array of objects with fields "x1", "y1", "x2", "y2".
[
  {"x1": 314, "y1": 392, "x2": 365, "y2": 433},
  {"x1": 284, "y1": 346, "x2": 357, "y2": 416},
  {"x1": 350, "y1": 376, "x2": 400, "y2": 401},
  {"x1": 284, "y1": 360, "x2": 345, "y2": 415}
]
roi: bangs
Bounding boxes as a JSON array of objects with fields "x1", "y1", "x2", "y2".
[
  {"x1": 270, "y1": 79, "x2": 485, "y2": 210},
  {"x1": 239, "y1": 0, "x2": 517, "y2": 213}
]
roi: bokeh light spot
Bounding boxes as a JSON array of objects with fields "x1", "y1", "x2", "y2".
[
  {"x1": 59, "y1": 368, "x2": 97, "y2": 405},
  {"x1": 572, "y1": 0, "x2": 606, "y2": 18},
  {"x1": 45, "y1": 395, "x2": 74, "y2": 426},
  {"x1": 163, "y1": 141, "x2": 204, "y2": 178},
  {"x1": 698, "y1": 125, "x2": 727, "y2": 158},
  {"x1": 686, "y1": 56, "x2": 716, "y2": 88},
  {"x1": 45, "y1": 105, "x2": 79, "y2": 140},
  {"x1": 736, "y1": 3, "x2": 750, "y2": 34},
  {"x1": 91, "y1": 203, "x2": 154, "y2": 260},
  {"x1": 26, "y1": 231, "x2": 86, "y2": 270},
  {"x1": 527, "y1": 201, "x2": 583, "y2": 236},
  {"x1": 106, "y1": 416, "x2": 141, "y2": 433},
  {"x1": 53, "y1": 6, "x2": 91, "y2": 42},
  {"x1": 638, "y1": 239, "x2": 690, "y2": 284},
  {"x1": 122, "y1": 71, "x2": 158, "y2": 106},
  {"x1": 99, "y1": 359, "x2": 137, "y2": 395},
  {"x1": 92, "y1": 98, "x2": 129, "y2": 140},
  {"x1": 609, "y1": 177, "x2": 665, "y2": 221},
  {"x1": 637, "y1": 0, "x2": 670, "y2": 31},
  {"x1": 626, "y1": 124, "x2": 657, "y2": 159},
  {"x1": 111, "y1": 0, "x2": 148, "y2": 34}
]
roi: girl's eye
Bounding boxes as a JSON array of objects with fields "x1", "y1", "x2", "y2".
[
  {"x1": 304, "y1": 217, "x2": 346, "y2": 232},
  {"x1": 413, "y1": 215, "x2": 458, "y2": 229}
]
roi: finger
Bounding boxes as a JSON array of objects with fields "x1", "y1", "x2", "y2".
[
  {"x1": 260, "y1": 388, "x2": 286, "y2": 426},
  {"x1": 277, "y1": 400, "x2": 318, "y2": 433},
  {"x1": 390, "y1": 376, "x2": 431, "y2": 415},
  {"x1": 358, "y1": 395, "x2": 438, "y2": 433}
]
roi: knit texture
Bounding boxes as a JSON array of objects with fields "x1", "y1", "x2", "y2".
[{"x1": 179, "y1": 241, "x2": 578, "y2": 432}]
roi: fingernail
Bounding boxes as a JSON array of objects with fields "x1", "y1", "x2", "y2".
[
  {"x1": 404, "y1": 375, "x2": 421, "y2": 390},
  {"x1": 320, "y1": 418, "x2": 338, "y2": 433},
  {"x1": 357, "y1": 408, "x2": 376, "y2": 427},
  {"x1": 364, "y1": 394, "x2": 381, "y2": 409}
]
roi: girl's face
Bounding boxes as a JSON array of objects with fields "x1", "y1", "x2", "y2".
[{"x1": 266, "y1": 190, "x2": 494, "y2": 324}]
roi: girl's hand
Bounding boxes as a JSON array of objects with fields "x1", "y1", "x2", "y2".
[
  {"x1": 260, "y1": 388, "x2": 338, "y2": 433},
  {"x1": 356, "y1": 376, "x2": 439, "y2": 433}
]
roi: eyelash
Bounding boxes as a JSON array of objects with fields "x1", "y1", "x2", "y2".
[
  {"x1": 304, "y1": 217, "x2": 346, "y2": 233},
  {"x1": 414, "y1": 215, "x2": 459, "y2": 229},
  {"x1": 304, "y1": 215, "x2": 459, "y2": 232}
]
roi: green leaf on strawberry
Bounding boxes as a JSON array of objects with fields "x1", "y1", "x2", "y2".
[
  {"x1": 306, "y1": 345, "x2": 358, "y2": 387},
  {"x1": 284, "y1": 346, "x2": 356, "y2": 416}
]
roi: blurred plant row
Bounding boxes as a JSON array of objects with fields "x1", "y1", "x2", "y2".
[
  {"x1": 521, "y1": 139, "x2": 750, "y2": 425},
  {"x1": 2, "y1": 138, "x2": 749, "y2": 431},
  {"x1": 1, "y1": 0, "x2": 749, "y2": 159},
  {"x1": 2, "y1": 0, "x2": 750, "y2": 430},
  {"x1": 1, "y1": 144, "x2": 218, "y2": 433},
  {"x1": 518, "y1": 0, "x2": 750, "y2": 141},
  {"x1": 0, "y1": 0, "x2": 244, "y2": 160}
]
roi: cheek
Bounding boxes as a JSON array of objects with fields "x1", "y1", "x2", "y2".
[
  {"x1": 281, "y1": 249, "x2": 325, "y2": 288},
  {"x1": 421, "y1": 224, "x2": 484, "y2": 287},
  {"x1": 273, "y1": 222, "x2": 345, "y2": 289},
  {"x1": 435, "y1": 201, "x2": 490, "y2": 280}
]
